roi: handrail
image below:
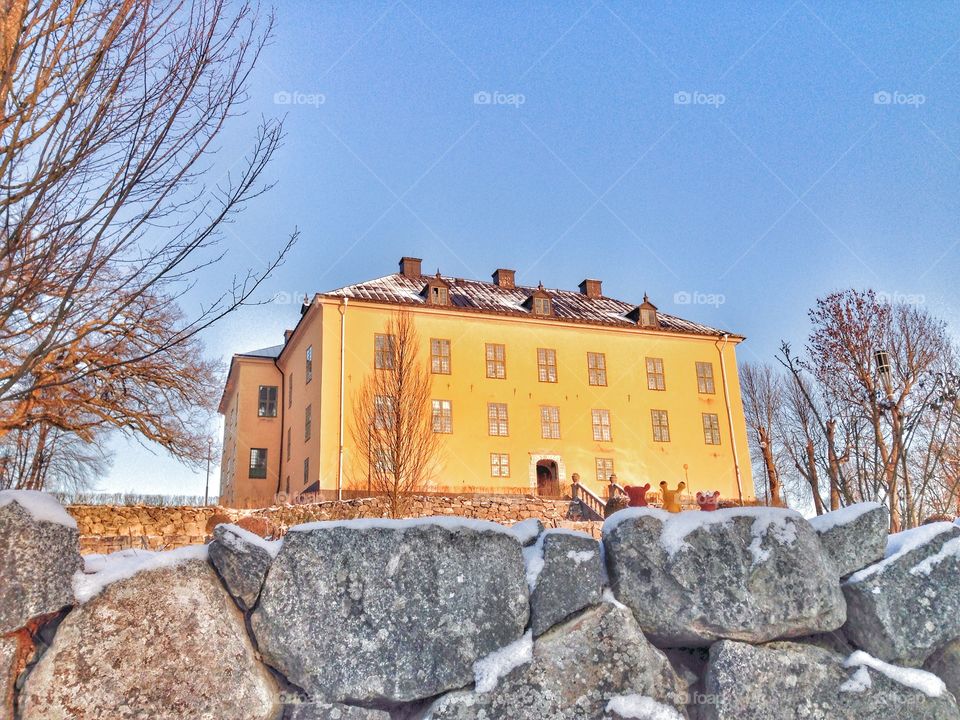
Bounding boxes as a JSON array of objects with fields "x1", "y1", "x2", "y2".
[{"x1": 571, "y1": 481, "x2": 606, "y2": 521}]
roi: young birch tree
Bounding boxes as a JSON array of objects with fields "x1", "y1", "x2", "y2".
[{"x1": 350, "y1": 310, "x2": 442, "y2": 518}]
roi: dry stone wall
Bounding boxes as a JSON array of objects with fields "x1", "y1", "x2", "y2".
[
  {"x1": 5, "y1": 490, "x2": 960, "y2": 719},
  {"x1": 67, "y1": 495, "x2": 597, "y2": 554}
]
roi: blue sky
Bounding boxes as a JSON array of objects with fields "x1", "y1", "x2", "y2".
[{"x1": 103, "y1": 0, "x2": 960, "y2": 497}]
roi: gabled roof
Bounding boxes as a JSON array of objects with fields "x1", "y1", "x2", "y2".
[
  {"x1": 322, "y1": 273, "x2": 738, "y2": 338},
  {"x1": 236, "y1": 344, "x2": 284, "y2": 359}
]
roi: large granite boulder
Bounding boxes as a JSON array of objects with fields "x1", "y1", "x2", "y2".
[
  {"x1": 251, "y1": 518, "x2": 528, "y2": 705},
  {"x1": 528, "y1": 529, "x2": 603, "y2": 637},
  {"x1": 286, "y1": 702, "x2": 390, "y2": 719},
  {"x1": 603, "y1": 508, "x2": 846, "y2": 646},
  {"x1": 208, "y1": 523, "x2": 280, "y2": 610},
  {"x1": 0, "y1": 491, "x2": 82, "y2": 634},
  {"x1": 925, "y1": 638, "x2": 960, "y2": 703},
  {"x1": 843, "y1": 522, "x2": 960, "y2": 666},
  {"x1": 19, "y1": 557, "x2": 280, "y2": 720},
  {"x1": 1, "y1": 631, "x2": 32, "y2": 720},
  {"x1": 809, "y1": 502, "x2": 889, "y2": 578},
  {"x1": 702, "y1": 639, "x2": 959, "y2": 720},
  {"x1": 423, "y1": 602, "x2": 689, "y2": 720}
]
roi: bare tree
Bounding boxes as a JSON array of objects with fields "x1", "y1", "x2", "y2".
[
  {"x1": 0, "y1": 423, "x2": 111, "y2": 493},
  {"x1": 740, "y1": 362, "x2": 784, "y2": 506},
  {"x1": 350, "y1": 310, "x2": 442, "y2": 517},
  {"x1": 0, "y1": 0, "x2": 295, "y2": 460}
]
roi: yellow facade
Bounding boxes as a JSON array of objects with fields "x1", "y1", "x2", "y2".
[{"x1": 218, "y1": 260, "x2": 753, "y2": 509}]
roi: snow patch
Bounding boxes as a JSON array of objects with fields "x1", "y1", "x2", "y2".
[
  {"x1": 507, "y1": 518, "x2": 542, "y2": 545},
  {"x1": 216, "y1": 522, "x2": 282, "y2": 558},
  {"x1": 605, "y1": 694, "x2": 685, "y2": 719},
  {"x1": 72, "y1": 544, "x2": 209, "y2": 603},
  {"x1": 602, "y1": 587, "x2": 628, "y2": 610},
  {"x1": 808, "y1": 502, "x2": 883, "y2": 533},
  {"x1": 839, "y1": 666, "x2": 873, "y2": 693},
  {"x1": 604, "y1": 506, "x2": 803, "y2": 560},
  {"x1": 522, "y1": 537, "x2": 546, "y2": 591},
  {"x1": 910, "y1": 536, "x2": 960, "y2": 577},
  {"x1": 567, "y1": 549, "x2": 596, "y2": 564},
  {"x1": 847, "y1": 522, "x2": 956, "y2": 584},
  {"x1": 288, "y1": 515, "x2": 513, "y2": 536},
  {"x1": 473, "y1": 630, "x2": 533, "y2": 693},
  {"x1": 0, "y1": 489, "x2": 76, "y2": 528},
  {"x1": 844, "y1": 651, "x2": 945, "y2": 698}
]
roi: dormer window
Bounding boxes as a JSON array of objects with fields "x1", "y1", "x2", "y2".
[
  {"x1": 421, "y1": 272, "x2": 451, "y2": 306},
  {"x1": 524, "y1": 283, "x2": 553, "y2": 317},
  {"x1": 628, "y1": 294, "x2": 659, "y2": 328}
]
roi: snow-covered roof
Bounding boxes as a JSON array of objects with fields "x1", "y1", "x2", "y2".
[{"x1": 323, "y1": 273, "x2": 738, "y2": 338}]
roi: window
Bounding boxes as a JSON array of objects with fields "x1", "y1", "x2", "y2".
[
  {"x1": 303, "y1": 457, "x2": 310, "y2": 486},
  {"x1": 596, "y1": 457, "x2": 615, "y2": 483},
  {"x1": 431, "y1": 286, "x2": 449, "y2": 305},
  {"x1": 375, "y1": 446, "x2": 394, "y2": 473},
  {"x1": 592, "y1": 409, "x2": 612, "y2": 442},
  {"x1": 305, "y1": 346, "x2": 313, "y2": 383},
  {"x1": 258, "y1": 385, "x2": 278, "y2": 417},
  {"x1": 540, "y1": 406, "x2": 561, "y2": 439},
  {"x1": 374, "y1": 395, "x2": 395, "y2": 429},
  {"x1": 487, "y1": 403, "x2": 509, "y2": 436},
  {"x1": 304, "y1": 404, "x2": 312, "y2": 441},
  {"x1": 286, "y1": 427, "x2": 291, "y2": 461},
  {"x1": 696, "y1": 362, "x2": 716, "y2": 394},
  {"x1": 651, "y1": 409, "x2": 670, "y2": 442},
  {"x1": 249, "y1": 448, "x2": 267, "y2": 479},
  {"x1": 431, "y1": 338, "x2": 451, "y2": 374},
  {"x1": 587, "y1": 352, "x2": 607, "y2": 386},
  {"x1": 537, "y1": 348, "x2": 558, "y2": 383},
  {"x1": 288, "y1": 373, "x2": 294, "y2": 407},
  {"x1": 703, "y1": 413, "x2": 721, "y2": 445},
  {"x1": 432, "y1": 399, "x2": 452, "y2": 433},
  {"x1": 486, "y1": 343, "x2": 506, "y2": 379},
  {"x1": 533, "y1": 296, "x2": 552, "y2": 315},
  {"x1": 640, "y1": 307, "x2": 657, "y2": 327},
  {"x1": 646, "y1": 357, "x2": 665, "y2": 391},
  {"x1": 490, "y1": 453, "x2": 510, "y2": 478},
  {"x1": 375, "y1": 334, "x2": 395, "y2": 370}
]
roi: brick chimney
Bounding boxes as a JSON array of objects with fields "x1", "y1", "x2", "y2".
[
  {"x1": 399, "y1": 256, "x2": 423, "y2": 278},
  {"x1": 492, "y1": 269, "x2": 516, "y2": 289},
  {"x1": 578, "y1": 279, "x2": 602, "y2": 299},
  {"x1": 283, "y1": 329, "x2": 293, "y2": 344}
]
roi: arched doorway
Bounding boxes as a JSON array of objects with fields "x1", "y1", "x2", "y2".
[{"x1": 536, "y1": 459, "x2": 560, "y2": 497}]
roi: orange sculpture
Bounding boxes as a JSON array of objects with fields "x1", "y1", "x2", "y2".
[{"x1": 660, "y1": 481, "x2": 686, "y2": 513}]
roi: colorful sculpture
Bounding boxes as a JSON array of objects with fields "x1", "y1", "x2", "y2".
[
  {"x1": 623, "y1": 484, "x2": 651, "y2": 507},
  {"x1": 696, "y1": 490, "x2": 721, "y2": 512},
  {"x1": 660, "y1": 481, "x2": 686, "y2": 513}
]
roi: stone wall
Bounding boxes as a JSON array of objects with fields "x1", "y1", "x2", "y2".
[
  {"x1": 6, "y1": 491, "x2": 960, "y2": 719},
  {"x1": 67, "y1": 495, "x2": 600, "y2": 554}
]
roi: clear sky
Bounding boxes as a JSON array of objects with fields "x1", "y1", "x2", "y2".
[{"x1": 100, "y1": 0, "x2": 960, "y2": 497}]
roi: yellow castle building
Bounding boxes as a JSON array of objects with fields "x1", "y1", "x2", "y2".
[{"x1": 218, "y1": 257, "x2": 753, "y2": 508}]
